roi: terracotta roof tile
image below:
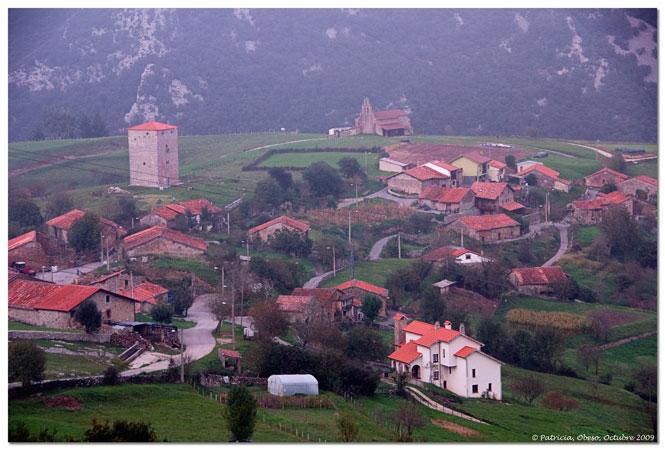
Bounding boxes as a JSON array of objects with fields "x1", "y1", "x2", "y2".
[
  {"x1": 403, "y1": 165, "x2": 450, "y2": 182},
  {"x1": 471, "y1": 182, "x2": 508, "y2": 200},
  {"x1": 117, "y1": 281, "x2": 168, "y2": 304},
  {"x1": 454, "y1": 346, "x2": 477, "y2": 358},
  {"x1": 500, "y1": 200, "x2": 526, "y2": 212},
  {"x1": 585, "y1": 167, "x2": 630, "y2": 184},
  {"x1": 634, "y1": 175, "x2": 658, "y2": 187},
  {"x1": 419, "y1": 187, "x2": 471, "y2": 203},
  {"x1": 178, "y1": 198, "x2": 223, "y2": 215},
  {"x1": 403, "y1": 320, "x2": 436, "y2": 336},
  {"x1": 423, "y1": 246, "x2": 479, "y2": 262},
  {"x1": 47, "y1": 209, "x2": 85, "y2": 230},
  {"x1": 374, "y1": 109, "x2": 408, "y2": 120},
  {"x1": 128, "y1": 121, "x2": 177, "y2": 131},
  {"x1": 248, "y1": 215, "x2": 310, "y2": 235},
  {"x1": 336, "y1": 279, "x2": 388, "y2": 298},
  {"x1": 276, "y1": 295, "x2": 314, "y2": 313},
  {"x1": 413, "y1": 327, "x2": 460, "y2": 346},
  {"x1": 520, "y1": 164, "x2": 560, "y2": 179},
  {"x1": 572, "y1": 191, "x2": 631, "y2": 210},
  {"x1": 292, "y1": 288, "x2": 341, "y2": 303},
  {"x1": 122, "y1": 225, "x2": 207, "y2": 251},
  {"x1": 8, "y1": 279, "x2": 116, "y2": 312},
  {"x1": 510, "y1": 266, "x2": 568, "y2": 285},
  {"x1": 219, "y1": 348, "x2": 242, "y2": 359},
  {"x1": 451, "y1": 151, "x2": 491, "y2": 164},
  {"x1": 456, "y1": 214, "x2": 519, "y2": 231},
  {"x1": 8, "y1": 231, "x2": 37, "y2": 252},
  {"x1": 387, "y1": 341, "x2": 421, "y2": 364},
  {"x1": 489, "y1": 160, "x2": 507, "y2": 169}
]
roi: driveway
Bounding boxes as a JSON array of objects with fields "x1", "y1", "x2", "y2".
[
  {"x1": 369, "y1": 234, "x2": 397, "y2": 260},
  {"x1": 35, "y1": 261, "x2": 106, "y2": 285},
  {"x1": 121, "y1": 293, "x2": 218, "y2": 376},
  {"x1": 337, "y1": 187, "x2": 417, "y2": 209},
  {"x1": 542, "y1": 223, "x2": 570, "y2": 267}
]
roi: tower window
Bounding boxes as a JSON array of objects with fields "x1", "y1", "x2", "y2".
[
  {"x1": 166, "y1": 160, "x2": 169, "y2": 164},
  {"x1": 472, "y1": 369, "x2": 476, "y2": 378},
  {"x1": 143, "y1": 162, "x2": 146, "y2": 166}
]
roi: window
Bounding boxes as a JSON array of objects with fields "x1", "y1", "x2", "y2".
[
  {"x1": 143, "y1": 162, "x2": 146, "y2": 166},
  {"x1": 448, "y1": 367, "x2": 452, "y2": 374},
  {"x1": 105, "y1": 295, "x2": 110, "y2": 304},
  {"x1": 443, "y1": 381, "x2": 447, "y2": 389},
  {"x1": 465, "y1": 254, "x2": 471, "y2": 260},
  {"x1": 124, "y1": 280, "x2": 129, "y2": 288},
  {"x1": 472, "y1": 369, "x2": 476, "y2": 378},
  {"x1": 433, "y1": 354, "x2": 439, "y2": 363},
  {"x1": 433, "y1": 371, "x2": 439, "y2": 380},
  {"x1": 488, "y1": 383, "x2": 492, "y2": 391},
  {"x1": 472, "y1": 384, "x2": 478, "y2": 394},
  {"x1": 442, "y1": 349, "x2": 445, "y2": 358}
]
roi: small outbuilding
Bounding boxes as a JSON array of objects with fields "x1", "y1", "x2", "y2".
[{"x1": 267, "y1": 374, "x2": 319, "y2": 397}]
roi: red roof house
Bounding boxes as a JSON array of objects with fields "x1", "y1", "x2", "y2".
[
  {"x1": 247, "y1": 215, "x2": 310, "y2": 242},
  {"x1": 121, "y1": 225, "x2": 207, "y2": 258},
  {"x1": 451, "y1": 214, "x2": 521, "y2": 243},
  {"x1": 508, "y1": 266, "x2": 569, "y2": 296},
  {"x1": 584, "y1": 167, "x2": 630, "y2": 189},
  {"x1": 571, "y1": 191, "x2": 633, "y2": 224},
  {"x1": 419, "y1": 187, "x2": 475, "y2": 213}
]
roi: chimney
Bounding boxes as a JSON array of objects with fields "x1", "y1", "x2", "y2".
[
  {"x1": 434, "y1": 321, "x2": 440, "y2": 330},
  {"x1": 460, "y1": 323, "x2": 466, "y2": 335},
  {"x1": 444, "y1": 320, "x2": 452, "y2": 330}
]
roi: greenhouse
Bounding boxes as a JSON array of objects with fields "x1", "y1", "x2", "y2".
[{"x1": 267, "y1": 374, "x2": 319, "y2": 397}]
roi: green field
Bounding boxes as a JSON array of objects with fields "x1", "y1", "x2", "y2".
[
  {"x1": 624, "y1": 159, "x2": 658, "y2": 178},
  {"x1": 572, "y1": 225, "x2": 600, "y2": 248},
  {"x1": 320, "y1": 258, "x2": 414, "y2": 288},
  {"x1": 260, "y1": 151, "x2": 386, "y2": 178},
  {"x1": 151, "y1": 257, "x2": 219, "y2": 286},
  {"x1": 134, "y1": 313, "x2": 197, "y2": 330},
  {"x1": 8, "y1": 320, "x2": 82, "y2": 333}
]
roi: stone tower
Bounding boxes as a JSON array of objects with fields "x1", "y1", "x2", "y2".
[
  {"x1": 356, "y1": 97, "x2": 377, "y2": 134},
  {"x1": 127, "y1": 121, "x2": 179, "y2": 188},
  {"x1": 394, "y1": 312, "x2": 407, "y2": 349}
]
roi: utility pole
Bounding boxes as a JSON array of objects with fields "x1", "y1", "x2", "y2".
[
  {"x1": 461, "y1": 229, "x2": 464, "y2": 247},
  {"x1": 226, "y1": 211, "x2": 230, "y2": 235},
  {"x1": 231, "y1": 280, "x2": 236, "y2": 351},
  {"x1": 332, "y1": 245, "x2": 336, "y2": 277},
  {"x1": 100, "y1": 233, "x2": 104, "y2": 263},
  {"x1": 397, "y1": 232, "x2": 402, "y2": 259},
  {"x1": 348, "y1": 208, "x2": 352, "y2": 242},
  {"x1": 246, "y1": 240, "x2": 250, "y2": 258},
  {"x1": 179, "y1": 327, "x2": 185, "y2": 383},
  {"x1": 546, "y1": 191, "x2": 550, "y2": 223}
]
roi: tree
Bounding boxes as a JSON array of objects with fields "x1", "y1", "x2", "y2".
[
  {"x1": 268, "y1": 228, "x2": 312, "y2": 257},
  {"x1": 79, "y1": 114, "x2": 94, "y2": 138},
  {"x1": 420, "y1": 286, "x2": 445, "y2": 324},
  {"x1": 268, "y1": 168, "x2": 293, "y2": 190},
  {"x1": 510, "y1": 376, "x2": 545, "y2": 405},
  {"x1": 151, "y1": 303, "x2": 174, "y2": 324},
  {"x1": 393, "y1": 371, "x2": 408, "y2": 397},
  {"x1": 302, "y1": 162, "x2": 344, "y2": 198},
  {"x1": 250, "y1": 300, "x2": 289, "y2": 341},
  {"x1": 587, "y1": 310, "x2": 610, "y2": 343},
  {"x1": 84, "y1": 417, "x2": 157, "y2": 442},
  {"x1": 336, "y1": 411, "x2": 359, "y2": 442},
  {"x1": 74, "y1": 300, "x2": 102, "y2": 333},
  {"x1": 505, "y1": 154, "x2": 517, "y2": 171},
  {"x1": 69, "y1": 213, "x2": 102, "y2": 253},
  {"x1": 9, "y1": 198, "x2": 44, "y2": 228},
  {"x1": 8, "y1": 341, "x2": 46, "y2": 386},
  {"x1": 361, "y1": 295, "x2": 382, "y2": 324},
  {"x1": 391, "y1": 402, "x2": 425, "y2": 442},
  {"x1": 345, "y1": 327, "x2": 389, "y2": 361},
  {"x1": 608, "y1": 152, "x2": 625, "y2": 173},
  {"x1": 254, "y1": 178, "x2": 284, "y2": 210},
  {"x1": 338, "y1": 157, "x2": 365, "y2": 179},
  {"x1": 525, "y1": 173, "x2": 538, "y2": 186},
  {"x1": 576, "y1": 345, "x2": 600, "y2": 375},
  {"x1": 225, "y1": 386, "x2": 257, "y2": 442},
  {"x1": 599, "y1": 206, "x2": 642, "y2": 261},
  {"x1": 116, "y1": 197, "x2": 138, "y2": 225},
  {"x1": 90, "y1": 112, "x2": 108, "y2": 137},
  {"x1": 103, "y1": 366, "x2": 119, "y2": 385},
  {"x1": 45, "y1": 192, "x2": 74, "y2": 218},
  {"x1": 41, "y1": 106, "x2": 78, "y2": 139}
]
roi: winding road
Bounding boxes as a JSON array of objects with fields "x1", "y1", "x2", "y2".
[
  {"x1": 369, "y1": 234, "x2": 398, "y2": 260},
  {"x1": 542, "y1": 223, "x2": 570, "y2": 267}
]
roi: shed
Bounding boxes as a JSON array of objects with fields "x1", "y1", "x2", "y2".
[{"x1": 267, "y1": 374, "x2": 319, "y2": 397}]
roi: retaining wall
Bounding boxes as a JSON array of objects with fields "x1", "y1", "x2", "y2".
[{"x1": 8, "y1": 330, "x2": 111, "y2": 344}]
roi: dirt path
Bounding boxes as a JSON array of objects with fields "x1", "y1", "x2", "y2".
[
  {"x1": 242, "y1": 137, "x2": 328, "y2": 153},
  {"x1": 369, "y1": 234, "x2": 398, "y2": 260},
  {"x1": 9, "y1": 148, "x2": 124, "y2": 177},
  {"x1": 595, "y1": 331, "x2": 657, "y2": 352},
  {"x1": 431, "y1": 418, "x2": 480, "y2": 437},
  {"x1": 542, "y1": 223, "x2": 570, "y2": 267}
]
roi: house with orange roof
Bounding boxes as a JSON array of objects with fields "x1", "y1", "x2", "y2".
[
  {"x1": 140, "y1": 198, "x2": 224, "y2": 231},
  {"x1": 81, "y1": 269, "x2": 169, "y2": 313},
  {"x1": 422, "y1": 245, "x2": 491, "y2": 265},
  {"x1": 617, "y1": 175, "x2": 657, "y2": 203},
  {"x1": 336, "y1": 279, "x2": 389, "y2": 317},
  {"x1": 120, "y1": 225, "x2": 207, "y2": 259},
  {"x1": 448, "y1": 152, "x2": 491, "y2": 183},
  {"x1": 518, "y1": 163, "x2": 571, "y2": 192},
  {"x1": 276, "y1": 294, "x2": 328, "y2": 323},
  {"x1": 450, "y1": 214, "x2": 521, "y2": 243},
  {"x1": 487, "y1": 160, "x2": 507, "y2": 182},
  {"x1": 8, "y1": 230, "x2": 50, "y2": 271},
  {"x1": 470, "y1": 182, "x2": 522, "y2": 213},
  {"x1": 570, "y1": 191, "x2": 633, "y2": 225},
  {"x1": 389, "y1": 315, "x2": 502, "y2": 399},
  {"x1": 291, "y1": 287, "x2": 359, "y2": 322},
  {"x1": 386, "y1": 161, "x2": 457, "y2": 196},
  {"x1": 508, "y1": 266, "x2": 569, "y2": 296},
  {"x1": 584, "y1": 167, "x2": 630, "y2": 190},
  {"x1": 247, "y1": 215, "x2": 310, "y2": 243},
  {"x1": 9, "y1": 277, "x2": 136, "y2": 328},
  {"x1": 46, "y1": 209, "x2": 126, "y2": 251},
  {"x1": 418, "y1": 186, "x2": 475, "y2": 214}
]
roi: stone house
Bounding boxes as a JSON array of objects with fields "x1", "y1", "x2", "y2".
[
  {"x1": 389, "y1": 315, "x2": 502, "y2": 400},
  {"x1": 140, "y1": 198, "x2": 224, "y2": 231},
  {"x1": 418, "y1": 187, "x2": 475, "y2": 214},
  {"x1": 276, "y1": 295, "x2": 325, "y2": 323},
  {"x1": 584, "y1": 167, "x2": 630, "y2": 189},
  {"x1": 450, "y1": 214, "x2": 521, "y2": 243},
  {"x1": 508, "y1": 266, "x2": 569, "y2": 296},
  {"x1": 247, "y1": 215, "x2": 310, "y2": 243},
  {"x1": 386, "y1": 162, "x2": 458, "y2": 196},
  {"x1": 449, "y1": 152, "x2": 491, "y2": 184},
  {"x1": 570, "y1": 191, "x2": 634, "y2": 225},
  {"x1": 128, "y1": 121, "x2": 179, "y2": 188},
  {"x1": 120, "y1": 225, "x2": 207, "y2": 259},
  {"x1": 291, "y1": 287, "x2": 359, "y2": 322},
  {"x1": 8, "y1": 231, "x2": 50, "y2": 271},
  {"x1": 617, "y1": 175, "x2": 657, "y2": 203},
  {"x1": 487, "y1": 160, "x2": 507, "y2": 182},
  {"x1": 379, "y1": 157, "x2": 414, "y2": 173},
  {"x1": 8, "y1": 278, "x2": 136, "y2": 328},
  {"x1": 470, "y1": 182, "x2": 522, "y2": 214},
  {"x1": 336, "y1": 279, "x2": 388, "y2": 318},
  {"x1": 83, "y1": 270, "x2": 169, "y2": 313},
  {"x1": 519, "y1": 164, "x2": 571, "y2": 192},
  {"x1": 47, "y1": 209, "x2": 126, "y2": 251}
]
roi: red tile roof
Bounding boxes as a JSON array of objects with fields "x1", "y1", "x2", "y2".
[
  {"x1": 122, "y1": 225, "x2": 207, "y2": 251},
  {"x1": 336, "y1": 279, "x2": 388, "y2": 298},
  {"x1": 413, "y1": 327, "x2": 461, "y2": 346},
  {"x1": 634, "y1": 175, "x2": 658, "y2": 187},
  {"x1": 387, "y1": 341, "x2": 421, "y2": 364},
  {"x1": 489, "y1": 160, "x2": 507, "y2": 169},
  {"x1": 572, "y1": 191, "x2": 631, "y2": 210},
  {"x1": 510, "y1": 266, "x2": 568, "y2": 285},
  {"x1": 585, "y1": 167, "x2": 630, "y2": 184},
  {"x1": 394, "y1": 312, "x2": 408, "y2": 320},
  {"x1": 374, "y1": 109, "x2": 408, "y2": 120},
  {"x1": 47, "y1": 209, "x2": 85, "y2": 230},
  {"x1": 83, "y1": 269, "x2": 125, "y2": 285},
  {"x1": 500, "y1": 200, "x2": 526, "y2": 212},
  {"x1": 276, "y1": 295, "x2": 313, "y2": 313},
  {"x1": 151, "y1": 205, "x2": 182, "y2": 221},
  {"x1": 219, "y1": 348, "x2": 242, "y2": 359},
  {"x1": 419, "y1": 186, "x2": 471, "y2": 204},
  {"x1": 8, "y1": 231, "x2": 37, "y2": 252},
  {"x1": 403, "y1": 320, "x2": 436, "y2": 336},
  {"x1": 471, "y1": 182, "x2": 508, "y2": 200},
  {"x1": 128, "y1": 121, "x2": 177, "y2": 131},
  {"x1": 292, "y1": 288, "x2": 341, "y2": 304},
  {"x1": 454, "y1": 346, "x2": 477, "y2": 358},
  {"x1": 520, "y1": 163, "x2": 560, "y2": 179},
  {"x1": 178, "y1": 198, "x2": 223, "y2": 215},
  {"x1": 423, "y1": 246, "x2": 479, "y2": 262},
  {"x1": 8, "y1": 279, "x2": 103, "y2": 312},
  {"x1": 118, "y1": 281, "x2": 169, "y2": 304},
  {"x1": 451, "y1": 151, "x2": 491, "y2": 164},
  {"x1": 456, "y1": 214, "x2": 519, "y2": 231},
  {"x1": 247, "y1": 215, "x2": 310, "y2": 235},
  {"x1": 403, "y1": 165, "x2": 450, "y2": 182}
]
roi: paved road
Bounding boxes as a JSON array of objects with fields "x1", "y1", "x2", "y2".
[
  {"x1": 542, "y1": 223, "x2": 570, "y2": 267},
  {"x1": 369, "y1": 234, "x2": 398, "y2": 260},
  {"x1": 121, "y1": 293, "x2": 218, "y2": 376},
  {"x1": 338, "y1": 187, "x2": 417, "y2": 209},
  {"x1": 35, "y1": 261, "x2": 106, "y2": 285}
]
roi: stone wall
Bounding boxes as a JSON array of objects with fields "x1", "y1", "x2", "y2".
[
  {"x1": 8, "y1": 241, "x2": 50, "y2": 271},
  {"x1": 8, "y1": 330, "x2": 111, "y2": 343},
  {"x1": 125, "y1": 236, "x2": 204, "y2": 259}
]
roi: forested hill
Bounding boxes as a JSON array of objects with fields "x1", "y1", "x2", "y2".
[{"x1": 9, "y1": 9, "x2": 657, "y2": 142}]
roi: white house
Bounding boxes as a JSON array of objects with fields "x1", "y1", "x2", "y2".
[
  {"x1": 379, "y1": 157, "x2": 413, "y2": 173},
  {"x1": 423, "y1": 246, "x2": 492, "y2": 265},
  {"x1": 388, "y1": 315, "x2": 503, "y2": 400}
]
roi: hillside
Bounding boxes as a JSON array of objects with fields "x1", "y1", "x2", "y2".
[{"x1": 9, "y1": 9, "x2": 657, "y2": 142}]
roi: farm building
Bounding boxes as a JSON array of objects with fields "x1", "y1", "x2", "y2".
[
  {"x1": 336, "y1": 279, "x2": 388, "y2": 317},
  {"x1": 128, "y1": 120, "x2": 179, "y2": 188},
  {"x1": 120, "y1": 225, "x2": 207, "y2": 259},
  {"x1": 8, "y1": 231, "x2": 50, "y2": 271},
  {"x1": 353, "y1": 97, "x2": 413, "y2": 137},
  {"x1": 450, "y1": 214, "x2": 521, "y2": 243},
  {"x1": 432, "y1": 279, "x2": 456, "y2": 294},
  {"x1": 617, "y1": 175, "x2": 657, "y2": 203},
  {"x1": 379, "y1": 157, "x2": 414, "y2": 173},
  {"x1": 389, "y1": 315, "x2": 502, "y2": 400},
  {"x1": 487, "y1": 160, "x2": 507, "y2": 182},
  {"x1": 508, "y1": 266, "x2": 569, "y2": 296},
  {"x1": 584, "y1": 167, "x2": 630, "y2": 189},
  {"x1": 518, "y1": 164, "x2": 571, "y2": 192},
  {"x1": 418, "y1": 186, "x2": 475, "y2": 214},
  {"x1": 8, "y1": 278, "x2": 136, "y2": 328},
  {"x1": 570, "y1": 191, "x2": 634, "y2": 225},
  {"x1": 83, "y1": 270, "x2": 170, "y2": 313},
  {"x1": 386, "y1": 161, "x2": 458, "y2": 196},
  {"x1": 267, "y1": 374, "x2": 319, "y2": 397},
  {"x1": 276, "y1": 295, "x2": 328, "y2": 323},
  {"x1": 247, "y1": 215, "x2": 310, "y2": 243},
  {"x1": 140, "y1": 198, "x2": 224, "y2": 231},
  {"x1": 470, "y1": 182, "x2": 522, "y2": 213},
  {"x1": 47, "y1": 209, "x2": 126, "y2": 251},
  {"x1": 449, "y1": 152, "x2": 491, "y2": 184},
  {"x1": 422, "y1": 246, "x2": 491, "y2": 265},
  {"x1": 516, "y1": 160, "x2": 541, "y2": 172},
  {"x1": 291, "y1": 287, "x2": 359, "y2": 322}
]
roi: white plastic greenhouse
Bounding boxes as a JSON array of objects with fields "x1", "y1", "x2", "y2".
[{"x1": 267, "y1": 374, "x2": 319, "y2": 397}]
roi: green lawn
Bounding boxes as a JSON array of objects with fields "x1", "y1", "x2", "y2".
[
  {"x1": 151, "y1": 257, "x2": 218, "y2": 286},
  {"x1": 624, "y1": 160, "x2": 658, "y2": 178},
  {"x1": 134, "y1": 313, "x2": 197, "y2": 329},
  {"x1": 260, "y1": 151, "x2": 385, "y2": 178},
  {"x1": 8, "y1": 320, "x2": 82, "y2": 333},
  {"x1": 320, "y1": 258, "x2": 414, "y2": 288},
  {"x1": 573, "y1": 225, "x2": 600, "y2": 248}
]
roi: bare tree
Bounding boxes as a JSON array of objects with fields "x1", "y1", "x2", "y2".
[
  {"x1": 391, "y1": 402, "x2": 425, "y2": 442},
  {"x1": 577, "y1": 345, "x2": 601, "y2": 375},
  {"x1": 510, "y1": 376, "x2": 545, "y2": 405}
]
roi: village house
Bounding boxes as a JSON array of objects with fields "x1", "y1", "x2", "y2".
[
  {"x1": 82, "y1": 270, "x2": 169, "y2": 313},
  {"x1": 449, "y1": 152, "x2": 491, "y2": 184},
  {"x1": 570, "y1": 191, "x2": 634, "y2": 225},
  {"x1": 387, "y1": 161, "x2": 460, "y2": 196},
  {"x1": 418, "y1": 186, "x2": 475, "y2": 214},
  {"x1": 47, "y1": 209, "x2": 126, "y2": 251},
  {"x1": 352, "y1": 97, "x2": 413, "y2": 137},
  {"x1": 336, "y1": 279, "x2": 388, "y2": 318},
  {"x1": 584, "y1": 167, "x2": 630, "y2": 190},
  {"x1": 508, "y1": 266, "x2": 569, "y2": 296},
  {"x1": 422, "y1": 245, "x2": 491, "y2": 265},
  {"x1": 450, "y1": 214, "x2": 521, "y2": 243},
  {"x1": 487, "y1": 160, "x2": 507, "y2": 182},
  {"x1": 9, "y1": 277, "x2": 136, "y2": 328},
  {"x1": 8, "y1": 231, "x2": 50, "y2": 271},
  {"x1": 378, "y1": 157, "x2": 414, "y2": 173},
  {"x1": 518, "y1": 163, "x2": 571, "y2": 192},
  {"x1": 140, "y1": 198, "x2": 224, "y2": 231},
  {"x1": 247, "y1": 215, "x2": 311, "y2": 243},
  {"x1": 291, "y1": 287, "x2": 359, "y2": 322},
  {"x1": 120, "y1": 225, "x2": 207, "y2": 259},
  {"x1": 276, "y1": 294, "x2": 323, "y2": 323},
  {"x1": 617, "y1": 175, "x2": 657, "y2": 203},
  {"x1": 389, "y1": 315, "x2": 503, "y2": 400},
  {"x1": 128, "y1": 120, "x2": 179, "y2": 188},
  {"x1": 470, "y1": 182, "x2": 523, "y2": 214}
]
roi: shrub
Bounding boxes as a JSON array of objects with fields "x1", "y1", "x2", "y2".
[
  {"x1": 151, "y1": 303, "x2": 174, "y2": 324},
  {"x1": 84, "y1": 417, "x2": 157, "y2": 442},
  {"x1": 9, "y1": 340, "x2": 46, "y2": 386},
  {"x1": 74, "y1": 300, "x2": 102, "y2": 333},
  {"x1": 541, "y1": 392, "x2": 579, "y2": 411},
  {"x1": 510, "y1": 376, "x2": 545, "y2": 405},
  {"x1": 225, "y1": 386, "x2": 257, "y2": 442},
  {"x1": 599, "y1": 372, "x2": 613, "y2": 385},
  {"x1": 103, "y1": 366, "x2": 119, "y2": 385},
  {"x1": 624, "y1": 381, "x2": 636, "y2": 393},
  {"x1": 337, "y1": 411, "x2": 359, "y2": 442}
]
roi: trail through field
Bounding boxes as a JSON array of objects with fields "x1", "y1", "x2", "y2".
[
  {"x1": 430, "y1": 418, "x2": 480, "y2": 437},
  {"x1": 242, "y1": 137, "x2": 328, "y2": 152},
  {"x1": 369, "y1": 234, "x2": 398, "y2": 260},
  {"x1": 542, "y1": 223, "x2": 570, "y2": 267},
  {"x1": 9, "y1": 148, "x2": 124, "y2": 177},
  {"x1": 594, "y1": 331, "x2": 657, "y2": 352}
]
